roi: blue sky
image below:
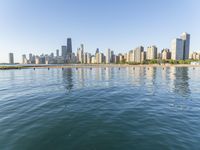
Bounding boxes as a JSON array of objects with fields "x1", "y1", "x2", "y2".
[{"x1": 0, "y1": 0, "x2": 200, "y2": 63}]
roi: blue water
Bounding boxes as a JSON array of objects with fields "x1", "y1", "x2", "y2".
[{"x1": 0, "y1": 67, "x2": 200, "y2": 150}]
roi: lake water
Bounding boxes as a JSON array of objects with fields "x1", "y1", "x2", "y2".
[{"x1": 0, "y1": 67, "x2": 200, "y2": 150}]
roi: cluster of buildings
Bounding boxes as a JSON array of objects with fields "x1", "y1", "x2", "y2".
[
  {"x1": 190, "y1": 52, "x2": 200, "y2": 60},
  {"x1": 7, "y1": 32, "x2": 200, "y2": 65}
]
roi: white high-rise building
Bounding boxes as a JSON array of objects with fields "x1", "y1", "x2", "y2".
[
  {"x1": 171, "y1": 38, "x2": 184, "y2": 60},
  {"x1": 83, "y1": 52, "x2": 87, "y2": 64},
  {"x1": 106, "y1": 49, "x2": 111, "y2": 64},
  {"x1": 9, "y1": 53, "x2": 14, "y2": 64},
  {"x1": 22, "y1": 55, "x2": 28, "y2": 64},
  {"x1": 134, "y1": 46, "x2": 144, "y2": 63},
  {"x1": 91, "y1": 56, "x2": 96, "y2": 64},
  {"x1": 147, "y1": 46, "x2": 157, "y2": 60}
]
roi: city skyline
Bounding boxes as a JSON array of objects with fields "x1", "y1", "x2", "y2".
[
  {"x1": 8, "y1": 32, "x2": 198, "y2": 65},
  {"x1": 0, "y1": 0, "x2": 200, "y2": 63}
]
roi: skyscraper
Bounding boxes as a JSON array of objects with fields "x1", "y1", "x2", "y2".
[
  {"x1": 161, "y1": 49, "x2": 171, "y2": 60},
  {"x1": 22, "y1": 54, "x2": 28, "y2": 64},
  {"x1": 147, "y1": 46, "x2": 157, "y2": 60},
  {"x1": 67, "y1": 38, "x2": 72, "y2": 53},
  {"x1": 181, "y1": 32, "x2": 190, "y2": 60},
  {"x1": 96, "y1": 48, "x2": 99, "y2": 54},
  {"x1": 106, "y1": 49, "x2": 111, "y2": 64},
  {"x1": 56, "y1": 49, "x2": 59, "y2": 57},
  {"x1": 134, "y1": 46, "x2": 144, "y2": 63},
  {"x1": 62, "y1": 45, "x2": 67, "y2": 61},
  {"x1": 171, "y1": 32, "x2": 190, "y2": 60},
  {"x1": 67, "y1": 38, "x2": 72, "y2": 61},
  {"x1": 171, "y1": 38, "x2": 184, "y2": 60},
  {"x1": 9, "y1": 53, "x2": 14, "y2": 64}
]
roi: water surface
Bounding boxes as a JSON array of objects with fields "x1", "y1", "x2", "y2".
[{"x1": 0, "y1": 67, "x2": 200, "y2": 150}]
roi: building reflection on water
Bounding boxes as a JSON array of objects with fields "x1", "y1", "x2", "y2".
[
  {"x1": 60, "y1": 67, "x2": 191, "y2": 97},
  {"x1": 170, "y1": 67, "x2": 190, "y2": 97},
  {"x1": 62, "y1": 68, "x2": 73, "y2": 92}
]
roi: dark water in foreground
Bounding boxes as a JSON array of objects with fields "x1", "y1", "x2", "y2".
[{"x1": 0, "y1": 67, "x2": 200, "y2": 150}]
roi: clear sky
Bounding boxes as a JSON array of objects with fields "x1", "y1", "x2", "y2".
[{"x1": 0, "y1": 0, "x2": 200, "y2": 63}]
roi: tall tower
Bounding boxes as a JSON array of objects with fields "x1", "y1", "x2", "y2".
[
  {"x1": 9, "y1": 53, "x2": 14, "y2": 64},
  {"x1": 67, "y1": 38, "x2": 72, "y2": 57},
  {"x1": 181, "y1": 32, "x2": 190, "y2": 60},
  {"x1": 56, "y1": 49, "x2": 59, "y2": 57},
  {"x1": 134, "y1": 46, "x2": 144, "y2": 63},
  {"x1": 62, "y1": 46, "x2": 67, "y2": 60},
  {"x1": 171, "y1": 38, "x2": 184, "y2": 60},
  {"x1": 80, "y1": 44, "x2": 84, "y2": 63},
  {"x1": 106, "y1": 49, "x2": 111, "y2": 64}
]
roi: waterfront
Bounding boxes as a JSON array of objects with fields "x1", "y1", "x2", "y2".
[{"x1": 0, "y1": 67, "x2": 200, "y2": 150}]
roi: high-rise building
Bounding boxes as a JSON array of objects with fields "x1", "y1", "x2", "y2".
[
  {"x1": 35, "y1": 56, "x2": 40, "y2": 64},
  {"x1": 67, "y1": 38, "x2": 72, "y2": 61},
  {"x1": 67, "y1": 38, "x2": 72, "y2": 54},
  {"x1": 106, "y1": 49, "x2": 111, "y2": 64},
  {"x1": 91, "y1": 56, "x2": 96, "y2": 64},
  {"x1": 119, "y1": 54, "x2": 124, "y2": 63},
  {"x1": 56, "y1": 49, "x2": 59, "y2": 57},
  {"x1": 83, "y1": 52, "x2": 87, "y2": 64},
  {"x1": 191, "y1": 52, "x2": 200, "y2": 60},
  {"x1": 141, "y1": 51, "x2": 146, "y2": 63},
  {"x1": 171, "y1": 38, "x2": 184, "y2": 60},
  {"x1": 125, "y1": 52, "x2": 130, "y2": 63},
  {"x1": 171, "y1": 32, "x2": 190, "y2": 60},
  {"x1": 147, "y1": 46, "x2": 157, "y2": 60},
  {"x1": 62, "y1": 46, "x2": 67, "y2": 60},
  {"x1": 129, "y1": 50, "x2": 134, "y2": 62},
  {"x1": 134, "y1": 46, "x2": 144, "y2": 63},
  {"x1": 95, "y1": 48, "x2": 99, "y2": 54},
  {"x1": 80, "y1": 44, "x2": 84, "y2": 63},
  {"x1": 29, "y1": 53, "x2": 32, "y2": 61},
  {"x1": 87, "y1": 53, "x2": 91, "y2": 64},
  {"x1": 110, "y1": 51, "x2": 114, "y2": 63},
  {"x1": 22, "y1": 55, "x2": 28, "y2": 64},
  {"x1": 181, "y1": 32, "x2": 190, "y2": 60},
  {"x1": 50, "y1": 53, "x2": 54, "y2": 58},
  {"x1": 161, "y1": 49, "x2": 171, "y2": 60},
  {"x1": 99, "y1": 53, "x2": 104, "y2": 64},
  {"x1": 95, "y1": 52, "x2": 100, "y2": 64},
  {"x1": 9, "y1": 53, "x2": 14, "y2": 64}
]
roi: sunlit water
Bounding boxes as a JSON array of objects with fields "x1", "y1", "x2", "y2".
[{"x1": 0, "y1": 67, "x2": 200, "y2": 150}]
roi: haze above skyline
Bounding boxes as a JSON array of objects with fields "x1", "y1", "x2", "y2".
[{"x1": 0, "y1": 0, "x2": 200, "y2": 63}]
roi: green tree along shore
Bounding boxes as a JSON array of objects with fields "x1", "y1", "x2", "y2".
[
  {"x1": 118, "y1": 59, "x2": 199, "y2": 65},
  {"x1": 0, "y1": 59, "x2": 199, "y2": 70},
  {"x1": 0, "y1": 66, "x2": 26, "y2": 70}
]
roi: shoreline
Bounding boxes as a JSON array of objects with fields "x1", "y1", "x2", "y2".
[{"x1": 0, "y1": 64, "x2": 200, "y2": 70}]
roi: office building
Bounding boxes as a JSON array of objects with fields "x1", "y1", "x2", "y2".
[
  {"x1": 106, "y1": 49, "x2": 111, "y2": 64},
  {"x1": 9, "y1": 53, "x2": 14, "y2": 64},
  {"x1": 171, "y1": 38, "x2": 184, "y2": 60},
  {"x1": 22, "y1": 55, "x2": 28, "y2": 64},
  {"x1": 161, "y1": 49, "x2": 171, "y2": 60},
  {"x1": 87, "y1": 53, "x2": 91, "y2": 64},
  {"x1": 181, "y1": 32, "x2": 190, "y2": 60},
  {"x1": 141, "y1": 51, "x2": 146, "y2": 62},
  {"x1": 62, "y1": 46, "x2": 67, "y2": 60},
  {"x1": 67, "y1": 38, "x2": 72, "y2": 61},
  {"x1": 147, "y1": 46, "x2": 157, "y2": 60},
  {"x1": 56, "y1": 49, "x2": 59, "y2": 57},
  {"x1": 134, "y1": 46, "x2": 144, "y2": 63},
  {"x1": 91, "y1": 56, "x2": 96, "y2": 64}
]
